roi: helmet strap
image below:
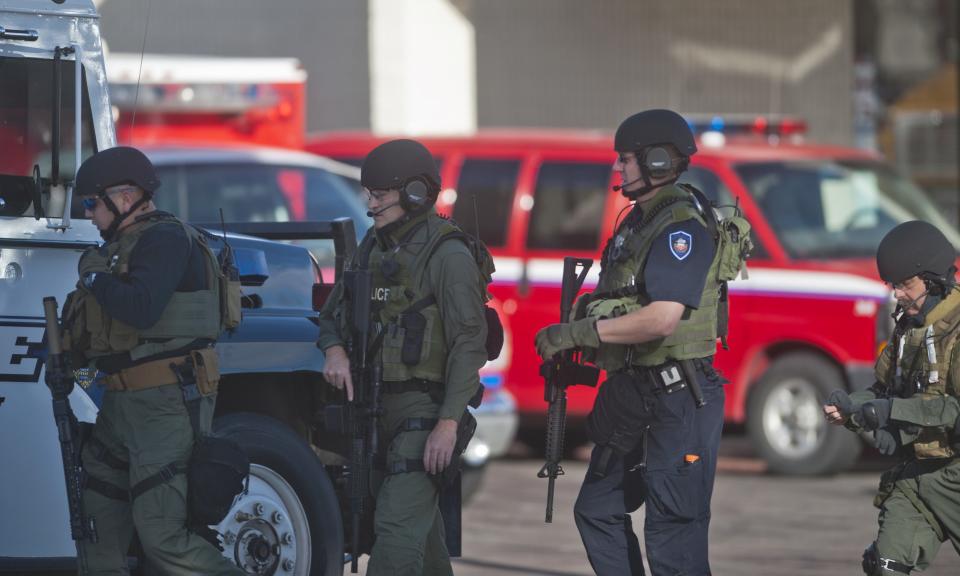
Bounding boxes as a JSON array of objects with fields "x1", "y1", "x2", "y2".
[{"x1": 100, "y1": 191, "x2": 152, "y2": 241}]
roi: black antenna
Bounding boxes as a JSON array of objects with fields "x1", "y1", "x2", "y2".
[
  {"x1": 472, "y1": 190, "x2": 482, "y2": 243},
  {"x1": 130, "y1": 0, "x2": 153, "y2": 132},
  {"x1": 219, "y1": 207, "x2": 229, "y2": 243}
]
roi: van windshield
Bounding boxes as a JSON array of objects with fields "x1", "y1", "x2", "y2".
[
  {"x1": 735, "y1": 159, "x2": 960, "y2": 259},
  {"x1": 0, "y1": 55, "x2": 96, "y2": 217}
]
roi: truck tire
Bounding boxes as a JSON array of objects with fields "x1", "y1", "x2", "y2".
[
  {"x1": 747, "y1": 353, "x2": 861, "y2": 476},
  {"x1": 214, "y1": 412, "x2": 344, "y2": 576}
]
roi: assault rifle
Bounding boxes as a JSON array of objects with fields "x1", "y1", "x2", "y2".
[
  {"x1": 42, "y1": 297, "x2": 97, "y2": 570},
  {"x1": 537, "y1": 258, "x2": 600, "y2": 523},
  {"x1": 325, "y1": 268, "x2": 382, "y2": 573}
]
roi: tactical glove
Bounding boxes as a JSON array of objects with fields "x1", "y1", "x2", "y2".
[
  {"x1": 857, "y1": 399, "x2": 892, "y2": 432},
  {"x1": 826, "y1": 389, "x2": 854, "y2": 417},
  {"x1": 873, "y1": 427, "x2": 901, "y2": 456},
  {"x1": 535, "y1": 317, "x2": 599, "y2": 359},
  {"x1": 78, "y1": 246, "x2": 110, "y2": 278}
]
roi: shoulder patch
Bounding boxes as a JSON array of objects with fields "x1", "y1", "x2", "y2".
[{"x1": 668, "y1": 230, "x2": 692, "y2": 261}]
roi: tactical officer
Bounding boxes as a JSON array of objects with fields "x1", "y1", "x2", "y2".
[
  {"x1": 536, "y1": 109, "x2": 736, "y2": 575},
  {"x1": 317, "y1": 139, "x2": 490, "y2": 575},
  {"x1": 824, "y1": 220, "x2": 960, "y2": 575},
  {"x1": 65, "y1": 147, "x2": 242, "y2": 575}
]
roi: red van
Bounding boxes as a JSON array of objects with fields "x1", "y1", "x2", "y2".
[{"x1": 306, "y1": 125, "x2": 960, "y2": 475}]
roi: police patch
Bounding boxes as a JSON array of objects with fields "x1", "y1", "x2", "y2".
[{"x1": 669, "y1": 231, "x2": 692, "y2": 261}]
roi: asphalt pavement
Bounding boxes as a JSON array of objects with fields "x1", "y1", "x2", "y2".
[{"x1": 448, "y1": 434, "x2": 960, "y2": 576}]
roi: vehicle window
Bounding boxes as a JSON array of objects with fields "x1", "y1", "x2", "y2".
[
  {"x1": 527, "y1": 162, "x2": 609, "y2": 251},
  {"x1": 735, "y1": 160, "x2": 960, "y2": 259},
  {"x1": 680, "y1": 167, "x2": 767, "y2": 259},
  {"x1": 679, "y1": 167, "x2": 734, "y2": 207},
  {"x1": 152, "y1": 162, "x2": 371, "y2": 268},
  {"x1": 0, "y1": 56, "x2": 96, "y2": 217},
  {"x1": 452, "y1": 159, "x2": 519, "y2": 248}
]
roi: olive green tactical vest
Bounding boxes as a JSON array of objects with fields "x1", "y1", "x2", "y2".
[
  {"x1": 588, "y1": 185, "x2": 722, "y2": 370},
  {"x1": 875, "y1": 288, "x2": 960, "y2": 459},
  {"x1": 64, "y1": 213, "x2": 222, "y2": 363},
  {"x1": 357, "y1": 213, "x2": 494, "y2": 383}
]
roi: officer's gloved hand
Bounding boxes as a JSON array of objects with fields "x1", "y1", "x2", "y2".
[
  {"x1": 873, "y1": 427, "x2": 901, "y2": 456},
  {"x1": 826, "y1": 389, "x2": 854, "y2": 417},
  {"x1": 856, "y1": 398, "x2": 893, "y2": 432},
  {"x1": 535, "y1": 317, "x2": 599, "y2": 360},
  {"x1": 78, "y1": 246, "x2": 110, "y2": 278}
]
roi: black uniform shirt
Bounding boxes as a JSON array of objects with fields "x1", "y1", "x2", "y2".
[
  {"x1": 643, "y1": 220, "x2": 715, "y2": 308},
  {"x1": 89, "y1": 213, "x2": 210, "y2": 370}
]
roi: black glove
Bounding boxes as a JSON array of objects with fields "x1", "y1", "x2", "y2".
[
  {"x1": 873, "y1": 427, "x2": 901, "y2": 456},
  {"x1": 857, "y1": 399, "x2": 892, "y2": 432},
  {"x1": 826, "y1": 389, "x2": 854, "y2": 416}
]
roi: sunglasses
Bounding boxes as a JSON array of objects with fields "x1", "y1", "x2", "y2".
[{"x1": 80, "y1": 185, "x2": 134, "y2": 211}]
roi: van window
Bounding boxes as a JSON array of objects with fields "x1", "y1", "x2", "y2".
[
  {"x1": 679, "y1": 166, "x2": 767, "y2": 258},
  {"x1": 152, "y1": 162, "x2": 371, "y2": 268},
  {"x1": 527, "y1": 162, "x2": 609, "y2": 251},
  {"x1": 679, "y1": 167, "x2": 735, "y2": 207},
  {"x1": 452, "y1": 159, "x2": 519, "y2": 247}
]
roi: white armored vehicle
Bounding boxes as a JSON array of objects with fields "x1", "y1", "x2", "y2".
[{"x1": 1, "y1": 2, "x2": 350, "y2": 574}]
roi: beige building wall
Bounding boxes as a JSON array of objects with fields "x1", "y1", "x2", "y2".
[{"x1": 467, "y1": 0, "x2": 854, "y2": 145}]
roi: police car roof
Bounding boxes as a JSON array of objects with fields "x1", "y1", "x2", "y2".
[{"x1": 139, "y1": 143, "x2": 361, "y2": 181}]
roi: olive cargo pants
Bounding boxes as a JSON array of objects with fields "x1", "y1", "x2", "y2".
[
  {"x1": 872, "y1": 458, "x2": 960, "y2": 572},
  {"x1": 366, "y1": 391, "x2": 453, "y2": 576},
  {"x1": 78, "y1": 383, "x2": 242, "y2": 575}
]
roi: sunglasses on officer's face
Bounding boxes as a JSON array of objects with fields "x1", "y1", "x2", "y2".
[{"x1": 80, "y1": 185, "x2": 135, "y2": 211}]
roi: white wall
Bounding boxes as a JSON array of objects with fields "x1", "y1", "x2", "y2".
[{"x1": 369, "y1": 0, "x2": 475, "y2": 135}]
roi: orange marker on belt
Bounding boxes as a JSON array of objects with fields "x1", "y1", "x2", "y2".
[{"x1": 685, "y1": 454, "x2": 700, "y2": 464}]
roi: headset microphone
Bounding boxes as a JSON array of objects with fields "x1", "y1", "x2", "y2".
[
  {"x1": 366, "y1": 201, "x2": 401, "y2": 217},
  {"x1": 613, "y1": 176, "x2": 644, "y2": 192}
]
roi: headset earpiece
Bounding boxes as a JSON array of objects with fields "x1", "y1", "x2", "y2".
[
  {"x1": 643, "y1": 146, "x2": 673, "y2": 178},
  {"x1": 400, "y1": 177, "x2": 431, "y2": 210}
]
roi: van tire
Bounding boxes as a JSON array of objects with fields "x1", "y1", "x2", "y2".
[
  {"x1": 747, "y1": 353, "x2": 861, "y2": 476},
  {"x1": 214, "y1": 412, "x2": 343, "y2": 576}
]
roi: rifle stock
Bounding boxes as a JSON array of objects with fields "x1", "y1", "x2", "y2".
[
  {"x1": 536, "y1": 258, "x2": 600, "y2": 523},
  {"x1": 43, "y1": 297, "x2": 96, "y2": 570}
]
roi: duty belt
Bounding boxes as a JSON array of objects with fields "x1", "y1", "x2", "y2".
[
  {"x1": 104, "y1": 354, "x2": 192, "y2": 392},
  {"x1": 380, "y1": 378, "x2": 442, "y2": 395}
]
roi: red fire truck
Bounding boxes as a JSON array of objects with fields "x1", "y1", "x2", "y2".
[
  {"x1": 306, "y1": 121, "x2": 960, "y2": 475},
  {"x1": 106, "y1": 53, "x2": 307, "y2": 149}
]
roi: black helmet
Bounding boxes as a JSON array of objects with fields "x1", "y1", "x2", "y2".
[
  {"x1": 614, "y1": 109, "x2": 697, "y2": 157},
  {"x1": 877, "y1": 220, "x2": 956, "y2": 285},
  {"x1": 75, "y1": 146, "x2": 161, "y2": 197},
  {"x1": 361, "y1": 139, "x2": 440, "y2": 210}
]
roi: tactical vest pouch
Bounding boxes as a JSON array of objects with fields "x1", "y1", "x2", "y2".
[
  {"x1": 190, "y1": 348, "x2": 220, "y2": 396},
  {"x1": 912, "y1": 428, "x2": 955, "y2": 459},
  {"x1": 222, "y1": 276, "x2": 242, "y2": 330},
  {"x1": 187, "y1": 435, "x2": 249, "y2": 526},
  {"x1": 401, "y1": 311, "x2": 427, "y2": 366},
  {"x1": 218, "y1": 244, "x2": 242, "y2": 331},
  {"x1": 586, "y1": 297, "x2": 644, "y2": 372},
  {"x1": 716, "y1": 215, "x2": 752, "y2": 282}
]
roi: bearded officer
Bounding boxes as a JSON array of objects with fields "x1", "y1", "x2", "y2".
[
  {"x1": 825, "y1": 220, "x2": 960, "y2": 575},
  {"x1": 535, "y1": 109, "x2": 730, "y2": 575},
  {"x1": 65, "y1": 147, "x2": 243, "y2": 574},
  {"x1": 317, "y1": 139, "x2": 490, "y2": 575}
]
